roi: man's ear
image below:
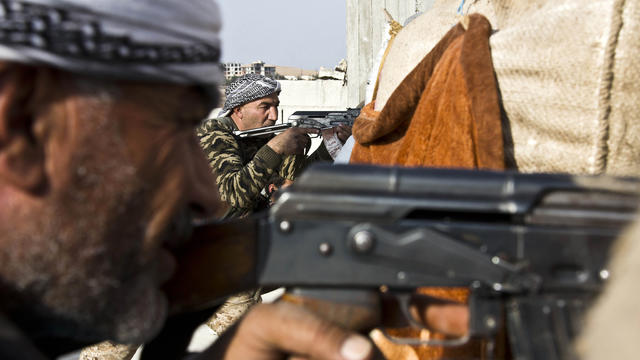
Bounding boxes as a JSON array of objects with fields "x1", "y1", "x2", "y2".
[
  {"x1": 232, "y1": 106, "x2": 243, "y2": 120},
  {"x1": 230, "y1": 106, "x2": 245, "y2": 129},
  {"x1": 0, "y1": 64, "x2": 47, "y2": 194}
]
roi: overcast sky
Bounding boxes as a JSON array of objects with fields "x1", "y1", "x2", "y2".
[{"x1": 216, "y1": 1, "x2": 346, "y2": 70}]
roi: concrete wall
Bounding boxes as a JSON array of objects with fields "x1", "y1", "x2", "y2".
[
  {"x1": 210, "y1": 80, "x2": 349, "y2": 122},
  {"x1": 277, "y1": 79, "x2": 349, "y2": 123},
  {"x1": 346, "y1": 0, "x2": 435, "y2": 106}
]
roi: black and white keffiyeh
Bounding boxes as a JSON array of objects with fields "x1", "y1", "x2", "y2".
[
  {"x1": 0, "y1": 0, "x2": 223, "y2": 91},
  {"x1": 219, "y1": 73, "x2": 281, "y2": 117}
]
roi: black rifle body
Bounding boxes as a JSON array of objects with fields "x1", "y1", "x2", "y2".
[
  {"x1": 259, "y1": 165, "x2": 639, "y2": 359},
  {"x1": 166, "y1": 164, "x2": 640, "y2": 359}
]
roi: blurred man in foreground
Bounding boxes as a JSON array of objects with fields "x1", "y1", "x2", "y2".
[{"x1": 0, "y1": 0, "x2": 372, "y2": 359}]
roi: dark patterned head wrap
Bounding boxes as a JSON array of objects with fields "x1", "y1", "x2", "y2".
[
  {"x1": 0, "y1": 0, "x2": 223, "y2": 94},
  {"x1": 219, "y1": 73, "x2": 281, "y2": 117}
]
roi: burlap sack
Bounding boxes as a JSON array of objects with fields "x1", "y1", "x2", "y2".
[{"x1": 375, "y1": 0, "x2": 640, "y2": 176}]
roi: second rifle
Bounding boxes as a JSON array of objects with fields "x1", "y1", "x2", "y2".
[{"x1": 232, "y1": 108, "x2": 360, "y2": 138}]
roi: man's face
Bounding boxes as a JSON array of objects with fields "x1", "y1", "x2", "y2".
[
  {"x1": 234, "y1": 92, "x2": 280, "y2": 130},
  {"x1": 0, "y1": 66, "x2": 220, "y2": 344}
]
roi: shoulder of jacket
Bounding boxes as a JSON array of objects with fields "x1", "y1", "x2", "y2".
[{"x1": 197, "y1": 116, "x2": 236, "y2": 136}]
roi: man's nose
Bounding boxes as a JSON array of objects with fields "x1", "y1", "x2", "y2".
[
  {"x1": 268, "y1": 106, "x2": 278, "y2": 122},
  {"x1": 183, "y1": 135, "x2": 222, "y2": 219}
]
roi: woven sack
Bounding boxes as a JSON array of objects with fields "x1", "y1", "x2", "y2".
[{"x1": 375, "y1": 0, "x2": 640, "y2": 176}]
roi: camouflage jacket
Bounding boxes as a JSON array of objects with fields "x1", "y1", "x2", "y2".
[{"x1": 197, "y1": 116, "x2": 332, "y2": 219}]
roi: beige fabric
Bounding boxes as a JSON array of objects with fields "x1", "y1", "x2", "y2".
[
  {"x1": 375, "y1": 0, "x2": 640, "y2": 176},
  {"x1": 575, "y1": 213, "x2": 640, "y2": 359},
  {"x1": 207, "y1": 289, "x2": 262, "y2": 335},
  {"x1": 79, "y1": 341, "x2": 138, "y2": 360}
]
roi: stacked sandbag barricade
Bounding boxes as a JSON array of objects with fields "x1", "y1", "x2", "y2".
[
  {"x1": 374, "y1": 0, "x2": 640, "y2": 176},
  {"x1": 357, "y1": 0, "x2": 640, "y2": 358}
]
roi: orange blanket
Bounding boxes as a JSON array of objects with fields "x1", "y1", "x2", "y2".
[
  {"x1": 350, "y1": 14, "x2": 504, "y2": 170},
  {"x1": 350, "y1": 14, "x2": 507, "y2": 359}
]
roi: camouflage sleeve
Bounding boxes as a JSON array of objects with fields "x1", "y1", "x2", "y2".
[
  {"x1": 279, "y1": 154, "x2": 307, "y2": 180},
  {"x1": 198, "y1": 128, "x2": 282, "y2": 209}
]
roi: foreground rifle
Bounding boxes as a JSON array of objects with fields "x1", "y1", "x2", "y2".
[
  {"x1": 232, "y1": 108, "x2": 360, "y2": 138},
  {"x1": 164, "y1": 164, "x2": 640, "y2": 359}
]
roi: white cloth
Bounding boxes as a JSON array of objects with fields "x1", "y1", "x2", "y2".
[
  {"x1": 321, "y1": 128, "x2": 343, "y2": 160},
  {"x1": 333, "y1": 135, "x2": 355, "y2": 164},
  {"x1": 0, "y1": 0, "x2": 223, "y2": 87}
]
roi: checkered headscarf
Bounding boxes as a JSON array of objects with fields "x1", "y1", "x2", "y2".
[
  {"x1": 0, "y1": 0, "x2": 223, "y2": 103},
  {"x1": 218, "y1": 73, "x2": 281, "y2": 117}
]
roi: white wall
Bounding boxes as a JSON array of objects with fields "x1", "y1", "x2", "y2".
[
  {"x1": 346, "y1": 0, "x2": 435, "y2": 106},
  {"x1": 276, "y1": 79, "x2": 350, "y2": 123},
  {"x1": 207, "y1": 80, "x2": 349, "y2": 122}
]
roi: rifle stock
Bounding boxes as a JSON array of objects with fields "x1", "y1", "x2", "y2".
[
  {"x1": 164, "y1": 217, "x2": 259, "y2": 314},
  {"x1": 164, "y1": 217, "x2": 382, "y2": 331}
]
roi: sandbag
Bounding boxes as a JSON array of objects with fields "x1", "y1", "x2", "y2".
[{"x1": 375, "y1": 0, "x2": 640, "y2": 176}]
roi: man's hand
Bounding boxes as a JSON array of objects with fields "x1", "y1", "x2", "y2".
[
  {"x1": 411, "y1": 302, "x2": 469, "y2": 337},
  {"x1": 334, "y1": 125, "x2": 352, "y2": 144},
  {"x1": 382, "y1": 295, "x2": 470, "y2": 338},
  {"x1": 198, "y1": 302, "x2": 374, "y2": 360},
  {"x1": 267, "y1": 128, "x2": 314, "y2": 155}
]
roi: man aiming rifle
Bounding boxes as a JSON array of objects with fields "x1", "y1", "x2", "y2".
[{"x1": 197, "y1": 73, "x2": 352, "y2": 219}]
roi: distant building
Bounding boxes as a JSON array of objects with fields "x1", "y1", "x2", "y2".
[
  {"x1": 243, "y1": 61, "x2": 276, "y2": 78},
  {"x1": 222, "y1": 61, "x2": 327, "y2": 81},
  {"x1": 222, "y1": 61, "x2": 276, "y2": 80},
  {"x1": 223, "y1": 62, "x2": 244, "y2": 79}
]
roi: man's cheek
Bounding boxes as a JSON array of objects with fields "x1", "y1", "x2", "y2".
[
  {"x1": 117, "y1": 109, "x2": 178, "y2": 175},
  {"x1": 144, "y1": 142, "x2": 190, "y2": 238},
  {"x1": 131, "y1": 130, "x2": 180, "y2": 185}
]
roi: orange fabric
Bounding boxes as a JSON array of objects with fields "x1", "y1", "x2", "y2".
[
  {"x1": 378, "y1": 287, "x2": 482, "y2": 360},
  {"x1": 350, "y1": 14, "x2": 504, "y2": 170},
  {"x1": 350, "y1": 14, "x2": 507, "y2": 359},
  {"x1": 416, "y1": 287, "x2": 469, "y2": 303},
  {"x1": 373, "y1": 328, "x2": 490, "y2": 360}
]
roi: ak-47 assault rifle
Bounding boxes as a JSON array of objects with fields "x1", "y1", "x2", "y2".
[
  {"x1": 232, "y1": 108, "x2": 360, "y2": 138},
  {"x1": 163, "y1": 164, "x2": 640, "y2": 360}
]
